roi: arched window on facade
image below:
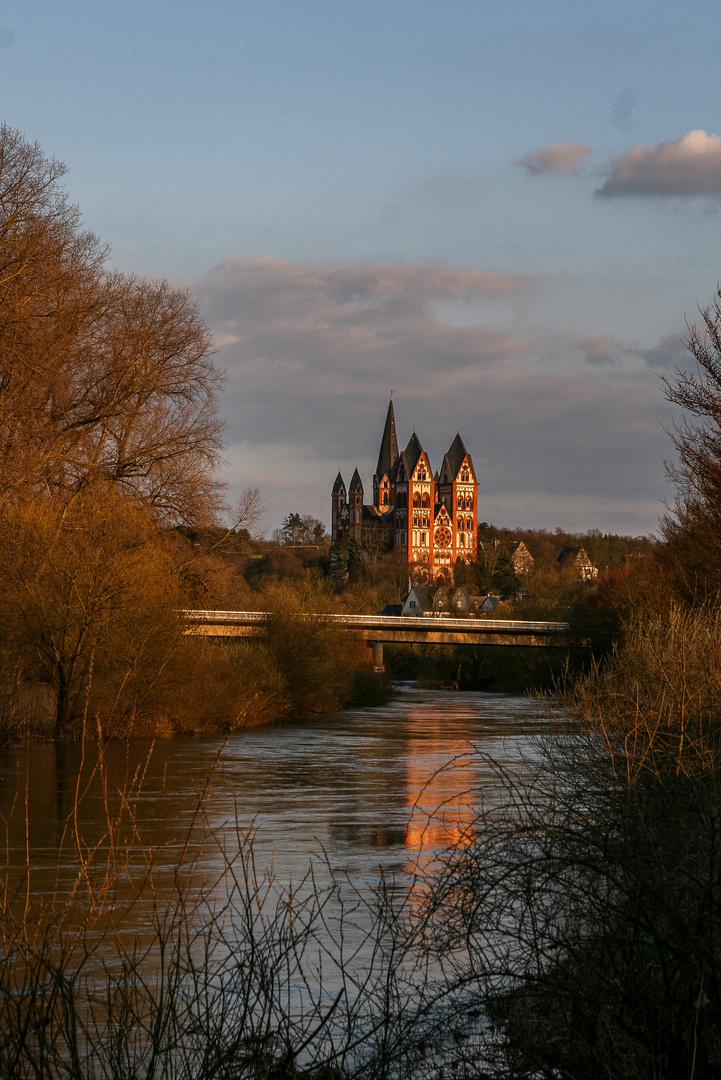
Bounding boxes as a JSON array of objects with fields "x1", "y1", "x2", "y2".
[
  {"x1": 421, "y1": 493, "x2": 430, "y2": 508},
  {"x1": 457, "y1": 495, "x2": 463, "y2": 509},
  {"x1": 461, "y1": 466, "x2": 470, "y2": 482},
  {"x1": 413, "y1": 493, "x2": 421, "y2": 508},
  {"x1": 383, "y1": 491, "x2": 388, "y2": 505}
]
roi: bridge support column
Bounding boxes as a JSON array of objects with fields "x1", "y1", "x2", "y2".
[{"x1": 371, "y1": 641, "x2": 385, "y2": 673}]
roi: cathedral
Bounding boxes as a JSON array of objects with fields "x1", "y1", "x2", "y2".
[{"x1": 331, "y1": 398, "x2": 478, "y2": 585}]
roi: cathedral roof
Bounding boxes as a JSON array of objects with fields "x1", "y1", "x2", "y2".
[
  {"x1": 375, "y1": 397, "x2": 399, "y2": 481},
  {"x1": 349, "y1": 467, "x2": 363, "y2": 493},
  {"x1": 401, "y1": 430, "x2": 426, "y2": 477},
  {"x1": 332, "y1": 471, "x2": 346, "y2": 495},
  {"x1": 442, "y1": 432, "x2": 475, "y2": 481},
  {"x1": 363, "y1": 505, "x2": 393, "y2": 521}
]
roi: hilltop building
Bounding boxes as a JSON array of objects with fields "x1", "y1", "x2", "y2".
[
  {"x1": 331, "y1": 398, "x2": 478, "y2": 585},
  {"x1": 558, "y1": 545, "x2": 598, "y2": 581},
  {"x1": 511, "y1": 541, "x2": 535, "y2": 576}
]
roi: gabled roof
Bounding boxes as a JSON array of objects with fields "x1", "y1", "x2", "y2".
[
  {"x1": 375, "y1": 397, "x2": 399, "y2": 481},
  {"x1": 332, "y1": 471, "x2": 346, "y2": 495},
  {"x1": 511, "y1": 540, "x2": 535, "y2": 572},
  {"x1": 558, "y1": 545, "x2": 588, "y2": 565},
  {"x1": 349, "y1": 467, "x2": 363, "y2": 493},
  {"x1": 400, "y1": 431, "x2": 427, "y2": 479},
  {"x1": 441, "y1": 432, "x2": 476, "y2": 483},
  {"x1": 400, "y1": 585, "x2": 434, "y2": 614}
]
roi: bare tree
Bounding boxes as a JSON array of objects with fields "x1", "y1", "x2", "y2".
[
  {"x1": 661, "y1": 290, "x2": 721, "y2": 599},
  {"x1": 0, "y1": 125, "x2": 225, "y2": 525},
  {"x1": 230, "y1": 485, "x2": 266, "y2": 536}
]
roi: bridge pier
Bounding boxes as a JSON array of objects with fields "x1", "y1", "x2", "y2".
[{"x1": 371, "y1": 641, "x2": 385, "y2": 673}]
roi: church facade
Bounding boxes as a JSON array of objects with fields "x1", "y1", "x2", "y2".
[{"x1": 331, "y1": 398, "x2": 478, "y2": 585}]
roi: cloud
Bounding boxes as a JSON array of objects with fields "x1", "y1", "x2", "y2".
[
  {"x1": 516, "y1": 142, "x2": 592, "y2": 175},
  {"x1": 578, "y1": 334, "x2": 621, "y2": 366},
  {"x1": 597, "y1": 130, "x2": 721, "y2": 198},
  {"x1": 636, "y1": 332, "x2": 690, "y2": 370},
  {"x1": 192, "y1": 257, "x2": 669, "y2": 536},
  {"x1": 197, "y1": 256, "x2": 532, "y2": 446}
]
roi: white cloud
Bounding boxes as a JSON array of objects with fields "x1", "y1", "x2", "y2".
[
  {"x1": 597, "y1": 130, "x2": 721, "y2": 198},
  {"x1": 516, "y1": 142, "x2": 592, "y2": 175}
]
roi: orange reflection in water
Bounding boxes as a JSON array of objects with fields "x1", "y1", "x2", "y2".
[{"x1": 403, "y1": 719, "x2": 479, "y2": 856}]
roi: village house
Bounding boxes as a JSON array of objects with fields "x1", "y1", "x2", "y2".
[{"x1": 558, "y1": 545, "x2": 598, "y2": 580}]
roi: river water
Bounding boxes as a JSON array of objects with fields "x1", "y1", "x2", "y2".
[
  {"x1": 0, "y1": 686, "x2": 550, "y2": 914},
  {"x1": 0, "y1": 687, "x2": 556, "y2": 1073}
]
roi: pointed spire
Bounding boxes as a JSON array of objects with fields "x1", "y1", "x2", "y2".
[
  {"x1": 403, "y1": 430, "x2": 425, "y2": 477},
  {"x1": 332, "y1": 471, "x2": 346, "y2": 495},
  {"x1": 349, "y1": 467, "x2": 363, "y2": 493},
  {"x1": 375, "y1": 396, "x2": 399, "y2": 481},
  {"x1": 442, "y1": 432, "x2": 475, "y2": 481}
]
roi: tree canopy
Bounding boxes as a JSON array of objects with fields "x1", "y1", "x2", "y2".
[{"x1": 0, "y1": 124, "x2": 224, "y2": 524}]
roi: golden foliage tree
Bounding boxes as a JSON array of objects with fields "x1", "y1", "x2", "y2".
[
  {"x1": 0, "y1": 126, "x2": 228, "y2": 734},
  {"x1": 0, "y1": 124, "x2": 224, "y2": 524}
]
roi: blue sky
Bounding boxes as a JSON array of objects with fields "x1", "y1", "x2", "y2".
[{"x1": 3, "y1": 0, "x2": 721, "y2": 534}]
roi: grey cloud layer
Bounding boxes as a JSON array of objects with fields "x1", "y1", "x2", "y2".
[
  {"x1": 196, "y1": 257, "x2": 670, "y2": 533},
  {"x1": 597, "y1": 130, "x2": 721, "y2": 198},
  {"x1": 198, "y1": 258, "x2": 534, "y2": 446},
  {"x1": 516, "y1": 142, "x2": 592, "y2": 174}
]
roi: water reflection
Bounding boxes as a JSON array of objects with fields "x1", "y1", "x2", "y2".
[{"x1": 0, "y1": 687, "x2": 549, "y2": 907}]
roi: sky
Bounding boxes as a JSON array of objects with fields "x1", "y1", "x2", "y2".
[{"x1": 3, "y1": 0, "x2": 721, "y2": 536}]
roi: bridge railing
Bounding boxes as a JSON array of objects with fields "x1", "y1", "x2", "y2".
[{"x1": 182, "y1": 610, "x2": 570, "y2": 633}]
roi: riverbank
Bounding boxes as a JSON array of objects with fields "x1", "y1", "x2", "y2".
[{"x1": 0, "y1": 626, "x2": 390, "y2": 746}]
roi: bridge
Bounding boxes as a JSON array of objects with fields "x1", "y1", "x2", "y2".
[{"x1": 183, "y1": 610, "x2": 572, "y2": 671}]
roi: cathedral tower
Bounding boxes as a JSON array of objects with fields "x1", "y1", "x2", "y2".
[
  {"x1": 348, "y1": 467, "x2": 364, "y2": 540},
  {"x1": 331, "y1": 471, "x2": 347, "y2": 542},
  {"x1": 373, "y1": 397, "x2": 398, "y2": 510},
  {"x1": 330, "y1": 399, "x2": 478, "y2": 585},
  {"x1": 438, "y1": 432, "x2": 478, "y2": 565}
]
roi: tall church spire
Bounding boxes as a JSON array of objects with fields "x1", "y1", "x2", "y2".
[{"x1": 375, "y1": 396, "x2": 399, "y2": 481}]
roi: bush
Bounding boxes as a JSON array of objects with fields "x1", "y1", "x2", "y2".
[{"x1": 408, "y1": 607, "x2": 721, "y2": 1078}]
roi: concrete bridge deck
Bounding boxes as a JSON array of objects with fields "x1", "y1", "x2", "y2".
[{"x1": 183, "y1": 609, "x2": 571, "y2": 650}]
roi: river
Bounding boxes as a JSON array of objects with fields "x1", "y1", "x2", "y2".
[
  {"x1": 0, "y1": 686, "x2": 550, "y2": 912},
  {"x1": 0, "y1": 686, "x2": 556, "y2": 1073}
]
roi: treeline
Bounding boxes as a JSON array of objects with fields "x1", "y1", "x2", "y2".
[{"x1": 0, "y1": 127, "x2": 378, "y2": 744}]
